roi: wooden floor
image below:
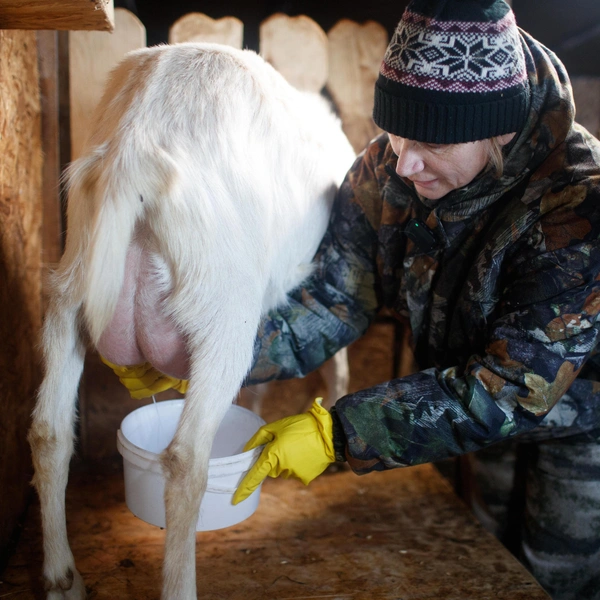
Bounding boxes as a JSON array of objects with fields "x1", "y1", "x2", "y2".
[{"x1": 2, "y1": 458, "x2": 550, "y2": 600}]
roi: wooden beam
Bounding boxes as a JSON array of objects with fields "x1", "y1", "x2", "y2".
[{"x1": 0, "y1": 0, "x2": 114, "y2": 32}]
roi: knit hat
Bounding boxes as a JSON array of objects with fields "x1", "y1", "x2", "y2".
[{"x1": 373, "y1": 0, "x2": 529, "y2": 144}]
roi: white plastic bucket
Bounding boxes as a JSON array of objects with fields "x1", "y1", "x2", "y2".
[{"x1": 116, "y1": 399, "x2": 265, "y2": 531}]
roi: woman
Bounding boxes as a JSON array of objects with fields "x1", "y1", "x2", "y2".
[{"x1": 233, "y1": 1, "x2": 600, "y2": 598}]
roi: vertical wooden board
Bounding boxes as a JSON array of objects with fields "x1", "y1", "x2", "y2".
[
  {"x1": 168, "y1": 13, "x2": 243, "y2": 48},
  {"x1": 37, "y1": 31, "x2": 63, "y2": 277},
  {"x1": 69, "y1": 7, "x2": 146, "y2": 161},
  {"x1": 259, "y1": 13, "x2": 328, "y2": 93},
  {"x1": 327, "y1": 19, "x2": 388, "y2": 153},
  {"x1": 58, "y1": 31, "x2": 71, "y2": 172},
  {"x1": 0, "y1": 29, "x2": 43, "y2": 560},
  {"x1": 571, "y1": 76, "x2": 600, "y2": 139}
]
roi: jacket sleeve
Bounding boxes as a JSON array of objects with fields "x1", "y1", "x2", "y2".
[
  {"x1": 245, "y1": 147, "x2": 384, "y2": 385},
  {"x1": 331, "y1": 179, "x2": 600, "y2": 473}
]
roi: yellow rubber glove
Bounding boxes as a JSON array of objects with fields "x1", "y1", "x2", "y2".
[
  {"x1": 232, "y1": 398, "x2": 335, "y2": 505},
  {"x1": 100, "y1": 356, "x2": 189, "y2": 399}
]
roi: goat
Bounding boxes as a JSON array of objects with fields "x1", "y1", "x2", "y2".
[{"x1": 27, "y1": 42, "x2": 355, "y2": 600}]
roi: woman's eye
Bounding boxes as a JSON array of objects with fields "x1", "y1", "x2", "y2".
[{"x1": 425, "y1": 143, "x2": 444, "y2": 152}]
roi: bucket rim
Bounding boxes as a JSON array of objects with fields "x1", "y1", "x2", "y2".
[{"x1": 117, "y1": 399, "x2": 266, "y2": 469}]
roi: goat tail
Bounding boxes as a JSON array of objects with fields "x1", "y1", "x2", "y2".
[{"x1": 72, "y1": 142, "x2": 177, "y2": 346}]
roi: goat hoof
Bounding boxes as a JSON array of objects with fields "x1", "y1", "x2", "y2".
[{"x1": 45, "y1": 569, "x2": 86, "y2": 600}]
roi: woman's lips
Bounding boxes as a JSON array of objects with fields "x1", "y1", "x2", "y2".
[{"x1": 412, "y1": 178, "x2": 437, "y2": 188}]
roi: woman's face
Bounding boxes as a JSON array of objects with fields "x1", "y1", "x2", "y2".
[{"x1": 389, "y1": 134, "x2": 501, "y2": 201}]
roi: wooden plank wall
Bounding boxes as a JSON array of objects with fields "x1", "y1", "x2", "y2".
[
  {"x1": 0, "y1": 29, "x2": 43, "y2": 567},
  {"x1": 69, "y1": 8, "x2": 387, "y2": 157}
]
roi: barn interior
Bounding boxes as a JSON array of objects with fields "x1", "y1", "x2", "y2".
[{"x1": 1, "y1": 1, "x2": 599, "y2": 598}]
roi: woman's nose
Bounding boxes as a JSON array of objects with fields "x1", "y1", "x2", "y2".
[{"x1": 395, "y1": 140, "x2": 424, "y2": 178}]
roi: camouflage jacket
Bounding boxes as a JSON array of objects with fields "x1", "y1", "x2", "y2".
[{"x1": 247, "y1": 31, "x2": 600, "y2": 474}]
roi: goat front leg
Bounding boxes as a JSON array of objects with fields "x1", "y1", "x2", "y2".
[
  {"x1": 241, "y1": 348, "x2": 349, "y2": 417},
  {"x1": 237, "y1": 382, "x2": 269, "y2": 416},
  {"x1": 28, "y1": 303, "x2": 87, "y2": 599},
  {"x1": 318, "y1": 347, "x2": 350, "y2": 410},
  {"x1": 158, "y1": 296, "x2": 260, "y2": 600}
]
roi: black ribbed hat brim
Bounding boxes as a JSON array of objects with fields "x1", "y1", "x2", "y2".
[{"x1": 373, "y1": 75, "x2": 530, "y2": 144}]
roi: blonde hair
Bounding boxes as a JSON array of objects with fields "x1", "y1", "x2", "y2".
[{"x1": 486, "y1": 137, "x2": 506, "y2": 179}]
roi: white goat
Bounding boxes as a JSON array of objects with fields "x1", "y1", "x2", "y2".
[{"x1": 28, "y1": 42, "x2": 355, "y2": 600}]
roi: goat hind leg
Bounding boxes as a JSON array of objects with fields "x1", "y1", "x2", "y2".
[
  {"x1": 160, "y1": 385, "x2": 233, "y2": 600},
  {"x1": 158, "y1": 300, "x2": 261, "y2": 599},
  {"x1": 28, "y1": 301, "x2": 87, "y2": 600}
]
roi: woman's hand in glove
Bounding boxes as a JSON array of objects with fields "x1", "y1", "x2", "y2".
[{"x1": 232, "y1": 398, "x2": 335, "y2": 504}]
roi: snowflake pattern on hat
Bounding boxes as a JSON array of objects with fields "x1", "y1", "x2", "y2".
[{"x1": 381, "y1": 10, "x2": 527, "y2": 94}]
